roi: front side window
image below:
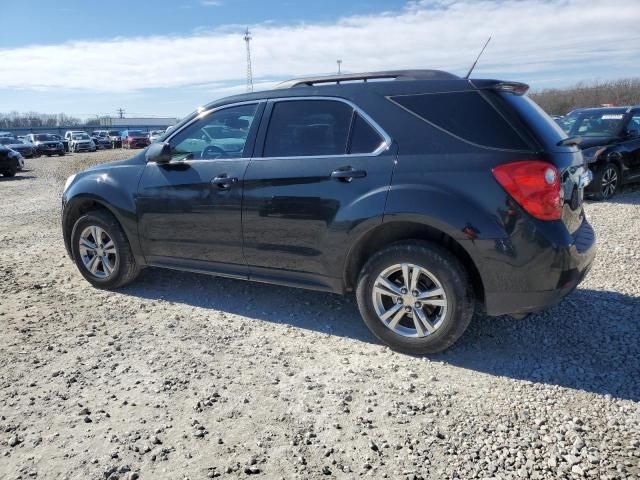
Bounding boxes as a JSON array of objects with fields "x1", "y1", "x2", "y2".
[
  {"x1": 169, "y1": 103, "x2": 258, "y2": 160},
  {"x1": 263, "y1": 100, "x2": 353, "y2": 157},
  {"x1": 626, "y1": 114, "x2": 640, "y2": 134}
]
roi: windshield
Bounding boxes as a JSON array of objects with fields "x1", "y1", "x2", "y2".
[
  {"x1": 558, "y1": 109, "x2": 627, "y2": 137},
  {"x1": 0, "y1": 137, "x2": 17, "y2": 145},
  {"x1": 73, "y1": 134, "x2": 90, "y2": 140},
  {"x1": 109, "y1": 131, "x2": 120, "y2": 135},
  {"x1": 34, "y1": 134, "x2": 55, "y2": 141}
]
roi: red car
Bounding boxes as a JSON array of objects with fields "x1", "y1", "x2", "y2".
[{"x1": 122, "y1": 130, "x2": 151, "y2": 149}]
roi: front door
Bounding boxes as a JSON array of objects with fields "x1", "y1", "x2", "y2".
[
  {"x1": 242, "y1": 98, "x2": 396, "y2": 287},
  {"x1": 136, "y1": 102, "x2": 262, "y2": 277}
]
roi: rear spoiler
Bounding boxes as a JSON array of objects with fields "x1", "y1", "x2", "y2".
[{"x1": 470, "y1": 79, "x2": 530, "y2": 96}]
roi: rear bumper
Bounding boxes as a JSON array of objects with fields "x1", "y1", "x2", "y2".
[{"x1": 483, "y1": 219, "x2": 596, "y2": 316}]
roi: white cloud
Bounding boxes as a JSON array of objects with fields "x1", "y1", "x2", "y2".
[
  {"x1": 200, "y1": 0, "x2": 222, "y2": 6},
  {"x1": 0, "y1": 0, "x2": 638, "y2": 96}
]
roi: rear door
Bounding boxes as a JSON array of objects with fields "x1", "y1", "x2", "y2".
[
  {"x1": 136, "y1": 102, "x2": 262, "y2": 276},
  {"x1": 242, "y1": 97, "x2": 395, "y2": 285}
]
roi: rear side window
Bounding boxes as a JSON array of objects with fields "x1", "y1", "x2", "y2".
[
  {"x1": 349, "y1": 114, "x2": 384, "y2": 154},
  {"x1": 264, "y1": 100, "x2": 352, "y2": 157},
  {"x1": 389, "y1": 91, "x2": 529, "y2": 150}
]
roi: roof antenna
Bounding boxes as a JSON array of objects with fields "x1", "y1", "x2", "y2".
[{"x1": 464, "y1": 36, "x2": 491, "y2": 79}]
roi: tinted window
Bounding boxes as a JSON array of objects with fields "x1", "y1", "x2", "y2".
[
  {"x1": 264, "y1": 100, "x2": 352, "y2": 157},
  {"x1": 390, "y1": 91, "x2": 529, "y2": 150},
  {"x1": 349, "y1": 114, "x2": 383, "y2": 154},
  {"x1": 169, "y1": 103, "x2": 257, "y2": 160}
]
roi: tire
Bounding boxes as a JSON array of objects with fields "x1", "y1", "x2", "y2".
[
  {"x1": 2, "y1": 160, "x2": 18, "y2": 177},
  {"x1": 356, "y1": 241, "x2": 475, "y2": 355},
  {"x1": 70, "y1": 209, "x2": 140, "y2": 289},
  {"x1": 591, "y1": 163, "x2": 620, "y2": 200}
]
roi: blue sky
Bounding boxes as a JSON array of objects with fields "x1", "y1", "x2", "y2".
[{"x1": 0, "y1": 0, "x2": 638, "y2": 119}]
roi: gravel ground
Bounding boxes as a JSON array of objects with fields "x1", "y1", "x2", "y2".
[{"x1": 0, "y1": 150, "x2": 639, "y2": 480}]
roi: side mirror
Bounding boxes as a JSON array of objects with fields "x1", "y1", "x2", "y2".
[
  {"x1": 626, "y1": 129, "x2": 639, "y2": 139},
  {"x1": 145, "y1": 142, "x2": 172, "y2": 163}
]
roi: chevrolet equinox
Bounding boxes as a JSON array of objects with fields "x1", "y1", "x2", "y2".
[{"x1": 62, "y1": 70, "x2": 596, "y2": 354}]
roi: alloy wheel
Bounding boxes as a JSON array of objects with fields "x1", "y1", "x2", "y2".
[
  {"x1": 371, "y1": 263, "x2": 448, "y2": 338},
  {"x1": 601, "y1": 166, "x2": 618, "y2": 199},
  {"x1": 78, "y1": 226, "x2": 118, "y2": 279}
]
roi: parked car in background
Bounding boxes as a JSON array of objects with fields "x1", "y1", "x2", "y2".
[
  {"x1": 558, "y1": 106, "x2": 640, "y2": 199},
  {"x1": 0, "y1": 136, "x2": 35, "y2": 158},
  {"x1": 148, "y1": 129, "x2": 165, "y2": 143},
  {"x1": 61, "y1": 69, "x2": 596, "y2": 354},
  {"x1": 122, "y1": 129, "x2": 150, "y2": 149},
  {"x1": 108, "y1": 130, "x2": 123, "y2": 148},
  {"x1": 91, "y1": 131, "x2": 113, "y2": 149},
  {"x1": 49, "y1": 134, "x2": 70, "y2": 153},
  {"x1": 0, "y1": 145, "x2": 21, "y2": 177},
  {"x1": 69, "y1": 132, "x2": 96, "y2": 152},
  {"x1": 24, "y1": 133, "x2": 65, "y2": 157}
]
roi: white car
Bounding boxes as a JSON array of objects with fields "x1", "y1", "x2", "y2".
[
  {"x1": 68, "y1": 133, "x2": 96, "y2": 153},
  {"x1": 148, "y1": 130, "x2": 165, "y2": 143}
]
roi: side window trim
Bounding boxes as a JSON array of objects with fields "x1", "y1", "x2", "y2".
[
  {"x1": 256, "y1": 96, "x2": 391, "y2": 159},
  {"x1": 163, "y1": 101, "x2": 264, "y2": 162}
]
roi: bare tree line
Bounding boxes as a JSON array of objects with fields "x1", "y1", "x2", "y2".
[
  {"x1": 0, "y1": 112, "x2": 83, "y2": 129},
  {"x1": 530, "y1": 78, "x2": 640, "y2": 116}
]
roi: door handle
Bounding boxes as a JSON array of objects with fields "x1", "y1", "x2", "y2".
[
  {"x1": 211, "y1": 175, "x2": 238, "y2": 189},
  {"x1": 330, "y1": 167, "x2": 367, "y2": 182}
]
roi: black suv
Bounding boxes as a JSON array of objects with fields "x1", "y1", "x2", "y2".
[
  {"x1": 558, "y1": 107, "x2": 640, "y2": 199},
  {"x1": 62, "y1": 70, "x2": 596, "y2": 354}
]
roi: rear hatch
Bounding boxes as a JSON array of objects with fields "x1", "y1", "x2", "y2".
[{"x1": 477, "y1": 82, "x2": 589, "y2": 234}]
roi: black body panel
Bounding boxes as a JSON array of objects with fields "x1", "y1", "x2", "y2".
[{"x1": 62, "y1": 72, "x2": 596, "y2": 318}]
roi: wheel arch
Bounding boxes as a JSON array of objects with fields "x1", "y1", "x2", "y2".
[
  {"x1": 343, "y1": 220, "x2": 485, "y2": 306},
  {"x1": 62, "y1": 195, "x2": 140, "y2": 261}
]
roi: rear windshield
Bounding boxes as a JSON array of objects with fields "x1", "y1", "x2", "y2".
[
  {"x1": 389, "y1": 91, "x2": 530, "y2": 150},
  {"x1": 495, "y1": 92, "x2": 575, "y2": 152}
]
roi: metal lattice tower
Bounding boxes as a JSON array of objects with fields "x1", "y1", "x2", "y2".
[{"x1": 244, "y1": 27, "x2": 253, "y2": 93}]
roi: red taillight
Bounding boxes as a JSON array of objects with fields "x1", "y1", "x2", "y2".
[{"x1": 492, "y1": 160, "x2": 562, "y2": 221}]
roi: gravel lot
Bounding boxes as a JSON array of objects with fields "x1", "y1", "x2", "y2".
[{"x1": 1, "y1": 150, "x2": 639, "y2": 480}]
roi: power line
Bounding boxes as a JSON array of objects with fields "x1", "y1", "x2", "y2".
[
  {"x1": 116, "y1": 108, "x2": 125, "y2": 119},
  {"x1": 244, "y1": 27, "x2": 254, "y2": 93}
]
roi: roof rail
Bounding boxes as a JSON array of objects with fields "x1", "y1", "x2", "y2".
[{"x1": 274, "y1": 69, "x2": 459, "y2": 89}]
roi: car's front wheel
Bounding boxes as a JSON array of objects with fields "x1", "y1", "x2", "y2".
[
  {"x1": 70, "y1": 209, "x2": 140, "y2": 289},
  {"x1": 591, "y1": 162, "x2": 620, "y2": 200},
  {"x1": 356, "y1": 241, "x2": 474, "y2": 355}
]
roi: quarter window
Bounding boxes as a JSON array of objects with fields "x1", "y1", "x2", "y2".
[
  {"x1": 263, "y1": 100, "x2": 353, "y2": 157},
  {"x1": 390, "y1": 91, "x2": 529, "y2": 150},
  {"x1": 169, "y1": 103, "x2": 258, "y2": 160}
]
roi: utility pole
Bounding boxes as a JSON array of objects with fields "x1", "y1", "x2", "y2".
[
  {"x1": 117, "y1": 108, "x2": 125, "y2": 119},
  {"x1": 244, "y1": 28, "x2": 253, "y2": 93},
  {"x1": 337, "y1": 59, "x2": 342, "y2": 74}
]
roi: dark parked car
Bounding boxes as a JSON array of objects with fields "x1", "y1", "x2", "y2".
[
  {"x1": 122, "y1": 130, "x2": 150, "y2": 149},
  {"x1": 0, "y1": 146, "x2": 21, "y2": 177},
  {"x1": 24, "y1": 133, "x2": 65, "y2": 156},
  {"x1": 558, "y1": 106, "x2": 640, "y2": 199},
  {"x1": 62, "y1": 70, "x2": 596, "y2": 354},
  {"x1": 0, "y1": 136, "x2": 35, "y2": 158},
  {"x1": 50, "y1": 134, "x2": 70, "y2": 153}
]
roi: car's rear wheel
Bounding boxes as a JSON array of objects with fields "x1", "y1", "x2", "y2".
[
  {"x1": 591, "y1": 162, "x2": 620, "y2": 200},
  {"x1": 356, "y1": 241, "x2": 474, "y2": 355},
  {"x1": 70, "y1": 209, "x2": 140, "y2": 289}
]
